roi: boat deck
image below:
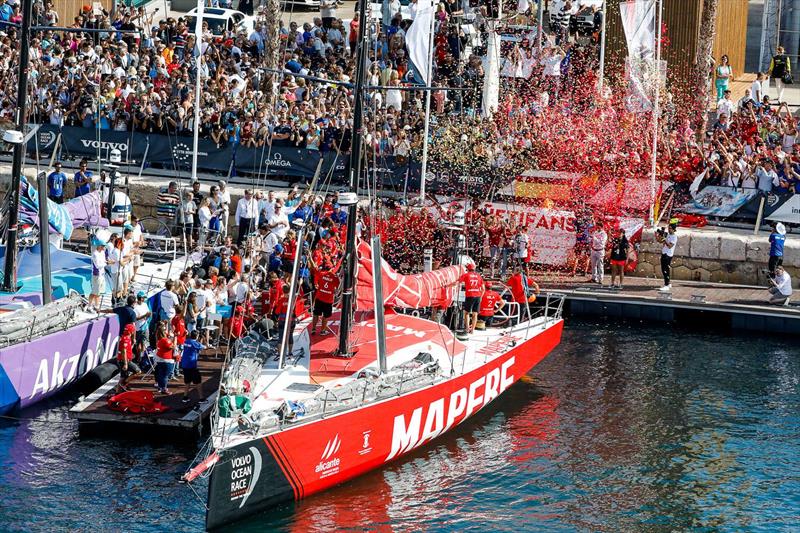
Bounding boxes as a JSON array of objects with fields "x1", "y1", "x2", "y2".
[
  {"x1": 69, "y1": 347, "x2": 225, "y2": 433},
  {"x1": 536, "y1": 273, "x2": 800, "y2": 334}
]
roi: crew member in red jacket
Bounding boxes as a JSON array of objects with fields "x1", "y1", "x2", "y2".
[
  {"x1": 116, "y1": 323, "x2": 139, "y2": 392},
  {"x1": 312, "y1": 263, "x2": 340, "y2": 335},
  {"x1": 478, "y1": 281, "x2": 505, "y2": 327},
  {"x1": 507, "y1": 265, "x2": 540, "y2": 321},
  {"x1": 459, "y1": 263, "x2": 485, "y2": 334}
]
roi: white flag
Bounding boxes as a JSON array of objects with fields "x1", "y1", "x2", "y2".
[
  {"x1": 620, "y1": 0, "x2": 657, "y2": 113},
  {"x1": 619, "y1": 0, "x2": 656, "y2": 60},
  {"x1": 406, "y1": 0, "x2": 434, "y2": 84}
]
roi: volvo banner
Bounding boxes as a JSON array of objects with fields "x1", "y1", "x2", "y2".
[{"x1": 26, "y1": 125, "x2": 421, "y2": 188}]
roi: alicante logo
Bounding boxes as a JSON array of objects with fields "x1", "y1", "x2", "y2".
[
  {"x1": 229, "y1": 446, "x2": 262, "y2": 509},
  {"x1": 265, "y1": 152, "x2": 292, "y2": 167},
  {"x1": 316, "y1": 434, "x2": 341, "y2": 477}
]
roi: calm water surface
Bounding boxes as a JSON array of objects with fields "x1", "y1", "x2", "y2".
[{"x1": 2, "y1": 320, "x2": 800, "y2": 532}]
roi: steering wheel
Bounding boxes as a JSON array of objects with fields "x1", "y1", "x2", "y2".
[{"x1": 486, "y1": 281, "x2": 519, "y2": 328}]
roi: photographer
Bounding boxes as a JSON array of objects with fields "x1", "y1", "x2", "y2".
[
  {"x1": 768, "y1": 266, "x2": 793, "y2": 306},
  {"x1": 655, "y1": 218, "x2": 678, "y2": 292}
]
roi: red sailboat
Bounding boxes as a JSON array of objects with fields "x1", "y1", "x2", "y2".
[{"x1": 184, "y1": 0, "x2": 565, "y2": 527}]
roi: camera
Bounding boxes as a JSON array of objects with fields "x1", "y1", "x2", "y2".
[{"x1": 655, "y1": 227, "x2": 668, "y2": 239}]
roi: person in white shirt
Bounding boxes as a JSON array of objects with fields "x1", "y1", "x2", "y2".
[
  {"x1": 756, "y1": 160, "x2": 780, "y2": 193},
  {"x1": 320, "y1": 0, "x2": 337, "y2": 29},
  {"x1": 197, "y1": 197, "x2": 213, "y2": 250},
  {"x1": 235, "y1": 189, "x2": 259, "y2": 246},
  {"x1": 541, "y1": 46, "x2": 565, "y2": 100},
  {"x1": 217, "y1": 180, "x2": 231, "y2": 236},
  {"x1": 257, "y1": 224, "x2": 279, "y2": 258},
  {"x1": 231, "y1": 275, "x2": 250, "y2": 304},
  {"x1": 589, "y1": 221, "x2": 608, "y2": 285},
  {"x1": 133, "y1": 291, "x2": 152, "y2": 359},
  {"x1": 197, "y1": 279, "x2": 218, "y2": 342},
  {"x1": 655, "y1": 220, "x2": 678, "y2": 291},
  {"x1": 89, "y1": 242, "x2": 107, "y2": 311},
  {"x1": 268, "y1": 201, "x2": 290, "y2": 239},
  {"x1": 122, "y1": 227, "x2": 135, "y2": 293},
  {"x1": 716, "y1": 89, "x2": 735, "y2": 119},
  {"x1": 106, "y1": 236, "x2": 126, "y2": 301},
  {"x1": 513, "y1": 226, "x2": 529, "y2": 262},
  {"x1": 159, "y1": 279, "x2": 181, "y2": 323},
  {"x1": 768, "y1": 266, "x2": 793, "y2": 305},
  {"x1": 178, "y1": 190, "x2": 197, "y2": 250},
  {"x1": 751, "y1": 72, "x2": 765, "y2": 102},
  {"x1": 130, "y1": 215, "x2": 145, "y2": 278},
  {"x1": 260, "y1": 190, "x2": 276, "y2": 224}
]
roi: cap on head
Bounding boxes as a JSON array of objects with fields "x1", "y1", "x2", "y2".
[{"x1": 466, "y1": 263, "x2": 475, "y2": 271}]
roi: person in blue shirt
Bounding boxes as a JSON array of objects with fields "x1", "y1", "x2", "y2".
[
  {"x1": 331, "y1": 204, "x2": 347, "y2": 225},
  {"x1": 290, "y1": 198, "x2": 314, "y2": 224},
  {"x1": 225, "y1": 117, "x2": 241, "y2": 147},
  {"x1": 768, "y1": 222, "x2": 786, "y2": 279},
  {"x1": 0, "y1": 0, "x2": 13, "y2": 23},
  {"x1": 268, "y1": 244, "x2": 284, "y2": 273},
  {"x1": 180, "y1": 330, "x2": 205, "y2": 403},
  {"x1": 47, "y1": 162, "x2": 68, "y2": 203},
  {"x1": 73, "y1": 159, "x2": 93, "y2": 197}
]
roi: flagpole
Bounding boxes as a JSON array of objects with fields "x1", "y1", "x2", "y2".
[
  {"x1": 418, "y1": 0, "x2": 436, "y2": 204},
  {"x1": 191, "y1": 0, "x2": 204, "y2": 184},
  {"x1": 648, "y1": 0, "x2": 663, "y2": 227},
  {"x1": 598, "y1": 0, "x2": 607, "y2": 92},
  {"x1": 536, "y1": 0, "x2": 544, "y2": 56},
  {"x1": 482, "y1": 0, "x2": 501, "y2": 118}
]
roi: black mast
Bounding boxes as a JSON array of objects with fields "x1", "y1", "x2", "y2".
[
  {"x1": 2, "y1": 0, "x2": 34, "y2": 292},
  {"x1": 337, "y1": 0, "x2": 369, "y2": 356}
]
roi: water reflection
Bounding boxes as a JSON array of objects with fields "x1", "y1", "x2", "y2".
[{"x1": 2, "y1": 320, "x2": 800, "y2": 532}]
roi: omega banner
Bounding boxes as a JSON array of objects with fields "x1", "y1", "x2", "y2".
[{"x1": 27, "y1": 125, "x2": 421, "y2": 188}]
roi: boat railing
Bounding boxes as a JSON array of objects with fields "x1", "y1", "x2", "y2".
[
  {"x1": 0, "y1": 294, "x2": 86, "y2": 347},
  {"x1": 542, "y1": 292, "x2": 567, "y2": 327}
]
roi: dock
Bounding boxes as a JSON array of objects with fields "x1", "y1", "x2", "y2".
[
  {"x1": 537, "y1": 274, "x2": 800, "y2": 335},
  {"x1": 69, "y1": 348, "x2": 225, "y2": 434}
]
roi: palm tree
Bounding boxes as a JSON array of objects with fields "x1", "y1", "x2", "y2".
[
  {"x1": 262, "y1": 0, "x2": 282, "y2": 104},
  {"x1": 692, "y1": 0, "x2": 719, "y2": 132}
]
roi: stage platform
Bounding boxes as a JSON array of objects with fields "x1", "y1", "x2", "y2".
[{"x1": 69, "y1": 348, "x2": 225, "y2": 434}]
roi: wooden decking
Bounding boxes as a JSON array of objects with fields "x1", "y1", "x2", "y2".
[{"x1": 69, "y1": 347, "x2": 225, "y2": 432}]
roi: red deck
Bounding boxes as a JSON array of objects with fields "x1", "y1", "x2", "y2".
[{"x1": 308, "y1": 313, "x2": 464, "y2": 381}]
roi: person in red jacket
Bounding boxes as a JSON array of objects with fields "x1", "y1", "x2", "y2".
[
  {"x1": 263, "y1": 271, "x2": 284, "y2": 318},
  {"x1": 154, "y1": 322, "x2": 175, "y2": 394},
  {"x1": 478, "y1": 281, "x2": 505, "y2": 328},
  {"x1": 507, "y1": 265, "x2": 540, "y2": 322},
  {"x1": 459, "y1": 263, "x2": 485, "y2": 334},
  {"x1": 171, "y1": 305, "x2": 187, "y2": 377},
  {"x1": 312, "y1": 263, "x2": 340, "y2": 335},
  {"x1": 116, "y1": 323, "x2": 139, "y2": 392},
  {"x1": 230, "y1": 304, "x2": 246, "y2": 339}
]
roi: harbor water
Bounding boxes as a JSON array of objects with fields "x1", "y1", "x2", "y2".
[{"x1": 2, "y1": 319, "x2": 799, "y2": 532}]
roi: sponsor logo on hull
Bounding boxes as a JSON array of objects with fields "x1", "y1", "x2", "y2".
[
  {"x1": 386, "y1": 356, "x2": 516, "y2": 461},
  {"x1": 229, "y1": 447, "x2": 262, "y2": 508},
  {"x1": 317, "y1": 434, "x2": 342, "y2": 478}
]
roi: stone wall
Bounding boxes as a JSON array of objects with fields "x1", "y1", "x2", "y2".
[{"x1": 635, "y1": 227, "x2": 800, "y2": 288}]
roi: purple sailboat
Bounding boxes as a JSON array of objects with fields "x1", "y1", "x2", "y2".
[{"x1": 0, "y1": 183, "x2": 121, "y2": 415}]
